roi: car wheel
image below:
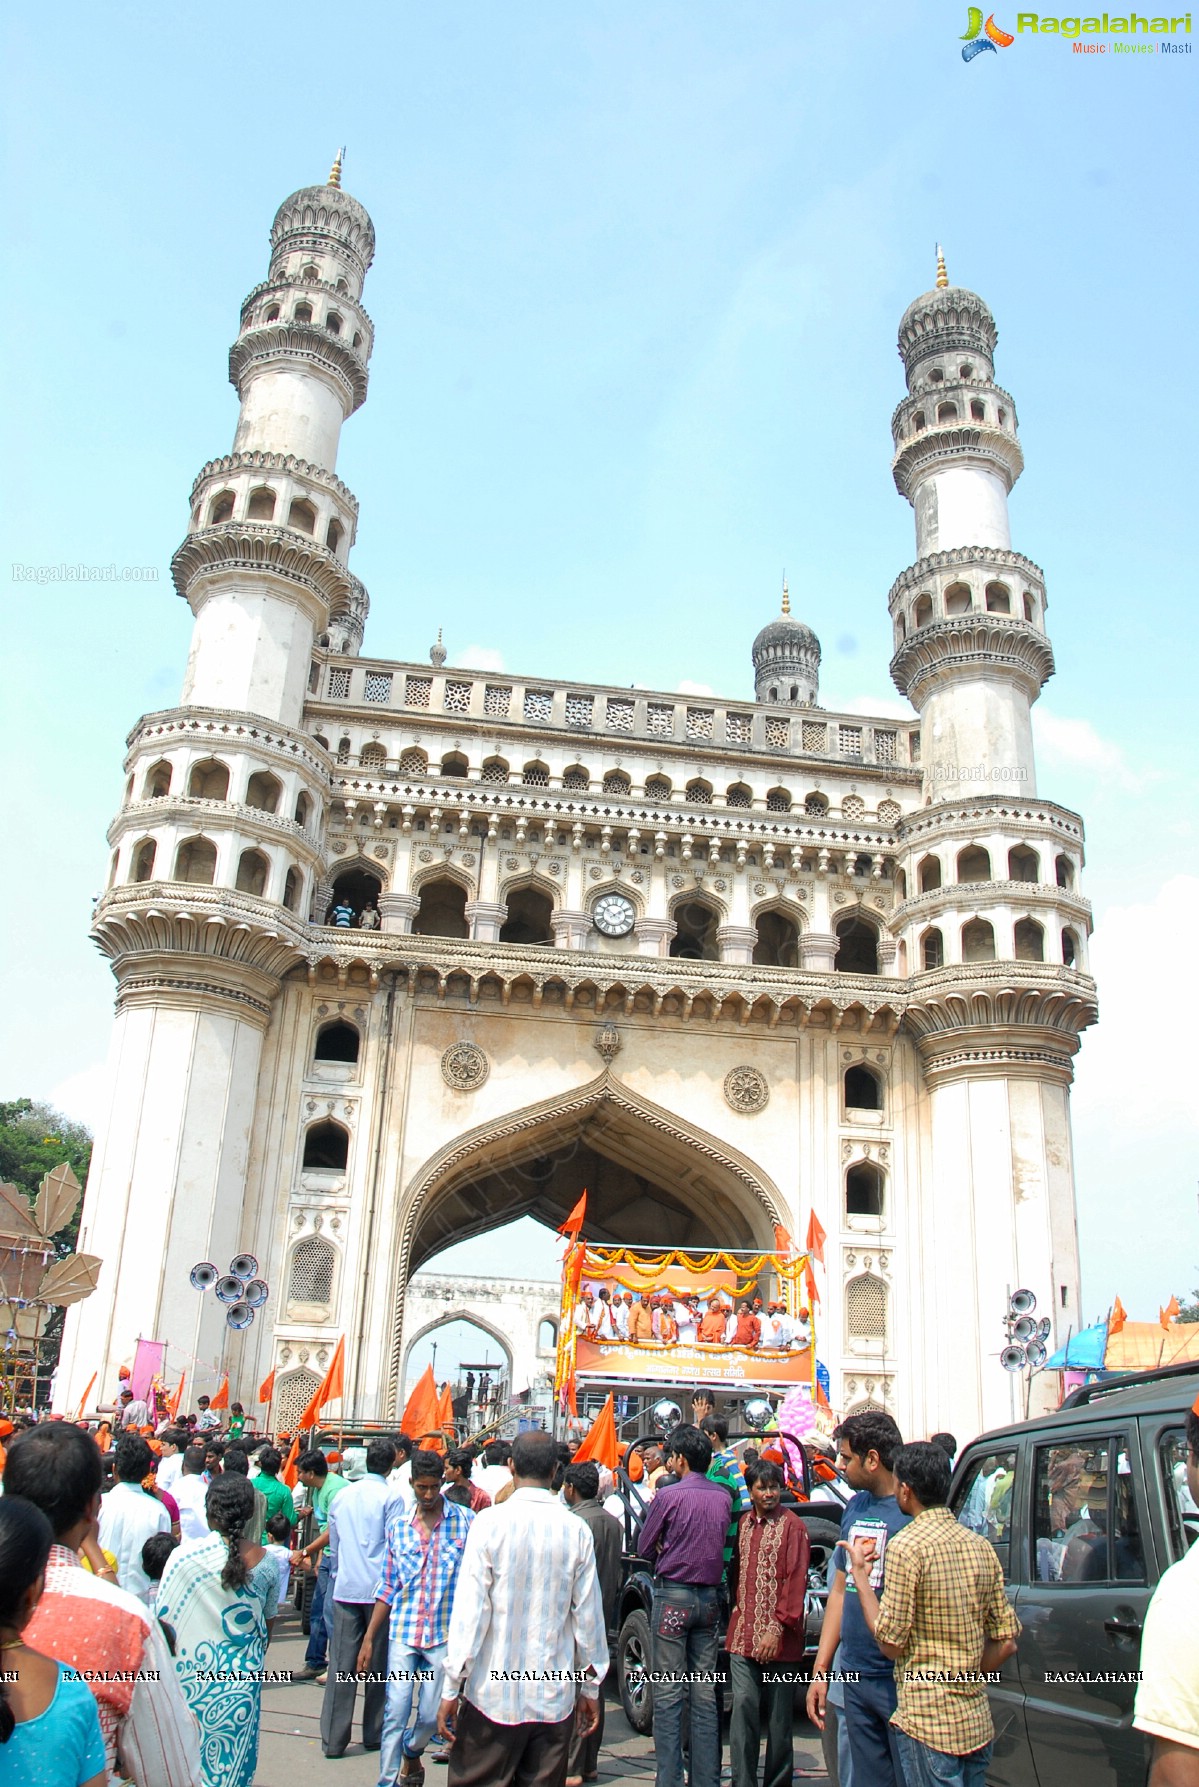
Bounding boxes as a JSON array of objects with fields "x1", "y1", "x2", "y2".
[
  {"x1": 618, "y1": 1608, "x2": 654, "y2": 1734},
  {"x1": 803, "y1": 1516, "x2": 843, "y2": 1581}
]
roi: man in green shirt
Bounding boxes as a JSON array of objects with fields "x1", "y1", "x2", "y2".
[
  {"x1": 253, "y1": 1443, "x2": 298, "y2": 1539},
  {"x1": 294, "y1": 1448, "x2": 348, "y2": 1680}
]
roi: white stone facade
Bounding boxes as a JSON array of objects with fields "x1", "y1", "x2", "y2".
[{"x1": 57, "y1": 176, "x2": 1098, "y2": 1447}]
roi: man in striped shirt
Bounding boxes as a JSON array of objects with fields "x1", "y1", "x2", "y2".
[
  {"x1": 358, "y1": 1450, "x2": 474, "y2": 1786},
  {"x1": 438, "y1": 1429, "x2": 608, "y2": 1787}
]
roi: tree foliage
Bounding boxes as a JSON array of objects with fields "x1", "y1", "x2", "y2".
[
  {"x1": 0, "y1": 1098, "x2": 93, "y2": 1251},
  {"x1": 1176, "y1": 1289, "x2": 1199, "y2": 1326}
]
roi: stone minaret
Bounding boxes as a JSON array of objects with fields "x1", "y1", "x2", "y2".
[
  {"x1": 887, "y1": 252, "x2": 1097, "y2": 1432},
  {"x1": 751, "y1": 578, "x2": 821, "y2": 708},
  {"x1": 56, "y1": 161, "x2": 376, "y2": 1406}
]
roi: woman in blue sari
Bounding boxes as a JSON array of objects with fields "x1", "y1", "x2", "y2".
[{"x1": 157, "y1": 1471, "x2": 279, "y2": 1787}]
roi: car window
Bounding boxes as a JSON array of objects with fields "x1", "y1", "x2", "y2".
[
  {"x1": 953, "y1": 1447, "x2": 1017, "y2": 1578},
  {"x1": 1031, "y1": 1434, "x2": 1145, "y2": 1584},
  {"x1": 1159, "y1": 1427, "x2": 1199, "y2": 1560}
]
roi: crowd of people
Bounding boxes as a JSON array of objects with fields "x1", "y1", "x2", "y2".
[
  {"x1": 574, "y1": 1287, "x2": 813, "y2": 1351},
  {"x1": 0, "y1": 1388, "x2": 1196, "y2": 1787}
]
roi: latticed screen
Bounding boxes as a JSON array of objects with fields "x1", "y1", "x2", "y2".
[
  {"x1": 565, "y1": 694, "x2": 594, "y2": 727},
  {"x1": 363, "y1": 672, "x2": 393, "y2": 704},
  {"x1": 802, "y1": 721, "x2": 827, "y2": 752},
  {"x1": 647, "y1": 704, "x2": 674, "y2": 737},
  {"x1": 399, "y1": 749, "x2": 427, "y2": 775},
  {"x1": 846, "y1": 1274, "x2": 888, "y2": 1338},
  {"x1": 360, "y1": 743, "x2": 386, "y2": 766},
  {"x1": 839, "y1": 726, "x2": 863, "y2": 757},
  {"x1": 685, "y1": 708, "x2": 714, "y2": 741},
  {"x1": 484, "y1": 684, "x2": 511, "y2": 717},
  {"x1": 726, "y1": 713, "x2": 752, "y2": 744},
  {"x1": 404, "y1": 676, "x2": 432, "y2": 708},
  {"x1": 275, "y1": 1369, "x2": 323, "y2": 1436},
  {"x1": 563, "y1": 769, "x2": 589, "y2": 790},
  {"x1": 524, "y1": 689, "x2": 553, "y2": 723},
  {"x1": 875, "y1": 730, "x2": 897, "y2": 763},
  {"x1": 766, "y1": 790, "x2": 790, "y2": 812},
  {"x1": 726, "y1": 786, "x2": 750, "y2": 808},
  {"x1": 327, "y1": 668, "x2": 352, "y2": 699},
  {"x1": 606, "y1": 699, "x2": 634, "y2": 733},
  {"x1": 481, "y1": 760, "x2": 509, "y2": 783},
  {"x1": 288, "y1": 1236, "x2": 335, "y2": 1306},
  {"x1": 645, "y1": 777, "x2": 671, "y2": 800},
  {"x1": 686, "y1": 782, "x2": 712, "y2": 804},
  {"x1": 444, "y1": 681, "x2": 472, "y2": 713},
  {"x1": 603, "y1": 773, "x2": 630, "y2": 795},
  {"x1": 764, "y1": 717, "x2": 789, "y2": 750},
  {"x1": 843, "y1": 795, "x2": 865, "y2": 820},
  {"x1": 522, "y1": 764, "x2": 549, "y2": 786}
]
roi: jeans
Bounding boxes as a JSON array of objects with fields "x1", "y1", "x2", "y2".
[
  {"x1": 896, "y1": 1732, "x2": 994, "y2": 1787},
  {"x1": 842, "y1": 1673, "x2": 905, "y2": 1787},
  {"x1": 378, "y1": 1640, "x2": 445, "y2": 1784},
  {"x1": 649, "y1": 1581, "x2": 720, "y2": 1787},
  {"x1": 727, "y1": 1655, "x2": 799, "y2": 1787},
  {"x1": 305, "y1": 1551, "x2": 332, "y2": 1669}
]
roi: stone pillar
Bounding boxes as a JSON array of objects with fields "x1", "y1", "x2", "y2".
[
  {"x1": 717, "y1": 924, "x2": 757, "y2": 965},
  {"x1": 380, "y1": 892, "x2": 419, "y2": 934},
  {"x1": 466, "y1": 900, "x2": 508, "y2": 942},
  {"x1": 551, "y1": 908, "x2": 593, "y2": 950},
  {"x1": 801, "y1": 931, "x2": 838, "y2": 973},
  {"x1": 636, "y1": 918, "x2": 675, "y2": 957}
]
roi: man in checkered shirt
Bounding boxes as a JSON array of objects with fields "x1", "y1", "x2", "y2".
[{"x1": 846, "y1": 1440, "x2": 1021, "y2": 1787}]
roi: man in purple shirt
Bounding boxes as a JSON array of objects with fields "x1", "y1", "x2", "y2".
[{"x1": 636, "y1": 1424, "x2": 730, "y2": 1787}]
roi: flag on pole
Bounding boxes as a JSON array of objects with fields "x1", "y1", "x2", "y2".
[
  {"x1": 1109, "y1": 1296, "x2": 1127, "y2": 1335},
  {"x1": 297, "y1": 1335, "x2": 346, "y2": 1432},
  {"x1": 168, "y1": 1373, "x2": 186, "y2": 1420},
  {"x1": 434, "y1": 1382, "x2": 455, "y2": 1452},
  {"x1": 400, "y1": 1364, "x2": 441, "y2": 1440},
  {"x1": 1160, "y1": 1296, "x2": 1181, "y2": 1330},
  {"x1": 209, "y1": 1374, "x2": 230, "y2": 1412},
  {"x1": 280, "y1": 1433, "x2": 301, "y2": 1489},
  {"x1": 805, "y1": 1211, "x2": 827, "y2": 1266},
  {"x1": 572, "y1": 1393, "x2": 619, "y2": 1468},
  {"x1": 257, "y1": 1367, "x2": 276, "y2": 1405},
  {"x1": 803, "y1": 1260, "x2": 820, "y2": 1309},
  {"x1": 558, "y1": 1192, "x2": 587, "y2": 1244},
  {"x1": 773, "y1": 1223, "x2": 795, "y2": 1257},
  {"x1": 73, "y1": 1372, "x2": 97, "y2": 1420}
]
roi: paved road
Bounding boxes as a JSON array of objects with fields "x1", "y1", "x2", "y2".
[{"x1": 256, "y1": 1610, "x2": 833, "y2": 1784}]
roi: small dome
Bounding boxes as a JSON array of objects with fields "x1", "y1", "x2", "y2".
[
  {"x1": 270, "y1": 183, "x2": 376, "y2": 274},
  {"x1": 751, "y1": 584, "x2": 821, "y2": 707},
  {"x1": 752, "y1": 612, "x2": 820, "y2": 660},
  {"x1": 898, "y1": 283, "x2": 997, "y2": 375}
]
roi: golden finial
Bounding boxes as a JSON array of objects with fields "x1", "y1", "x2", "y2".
[
  {"x1": 328, "y1": 147, "x2": 345, "y2": 189},
  {"x1": 781, "y1": 574, "x2": 791, "y2": 617},
  {"x1": 935, "y1": 243, "x2": 948, "y2": 289}
]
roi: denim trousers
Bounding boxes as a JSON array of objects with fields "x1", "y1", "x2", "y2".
[
  {"x1": 896, "y1": 1731, "x2": 994, "y2": 1787},
  {"x1": 842, "y1": 1673, "x2": 905, "y2": 1787},
  {"x1": 305, "y1": 1551, "x2": 332, "y2": 1669},
  {"x1": 649, "y1": 1581, "x2": 720, "y2": 1787},
  {"x1": 377, "y1": 1640, "x2": 446, "y2": 1785}
]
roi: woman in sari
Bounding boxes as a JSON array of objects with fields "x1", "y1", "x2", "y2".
[{"x1": 157, "y1": 1471, "x2": 278, "y2": 1787}]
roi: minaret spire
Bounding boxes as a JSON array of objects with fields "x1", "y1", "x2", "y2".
[
  {"x1": 781, "y1": 574, "x2": 790, "y2": 616},
  {"x1": 935, "y1": 243, "x2": 948, "y2": 289},
  {"x1": 328, "y1": 146, "x2": 345, "y2": 188}
]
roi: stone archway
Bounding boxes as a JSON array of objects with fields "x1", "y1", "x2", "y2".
[{"x1": 384, "y1": 1071, "x2": 788, "y2": 1407}]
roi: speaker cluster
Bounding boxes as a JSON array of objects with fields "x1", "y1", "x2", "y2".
[
  {"x1": 1000, "y1": 1288, "x2": 1052, "y2": 1372},
  {"x1": 189, "y1": 1254, "x2": 270, "y2": 1329}
]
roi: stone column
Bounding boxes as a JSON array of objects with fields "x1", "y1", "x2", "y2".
[
  {"x1": 801, "y1": 931, "x2": 838, "y2": 972},
  {"x1": 466, "y1": 901, "x2": 508, "y2": 942},
  {"x1": 380, "y1": 892, "x2": 419, "y2": 934},
  {"x1": 636, "y1": 918, "x2": 675, "y2": 957},
  {"x1": 717, "y1": 924, "x2": 757, "y2": 965},
  {"x1": 552, "y1": 909, "x2": 592, "y2": 950}
]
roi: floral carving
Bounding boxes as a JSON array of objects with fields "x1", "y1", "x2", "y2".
[
  {"x1": 723, "y1": 1065, "x2": 769, "y2": 1114},
  {"x1": 440, "y1": 1042, "x2": 489, "y2": 1092}
]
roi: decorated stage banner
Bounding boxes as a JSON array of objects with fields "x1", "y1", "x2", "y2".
[{"x1": 575, "y1": 1338, "x2": 815, "y2": 1388}]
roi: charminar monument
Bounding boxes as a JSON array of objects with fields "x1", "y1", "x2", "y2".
[{"x1": 56, "y1": 160, "x2": 1098, "y2": 1440}]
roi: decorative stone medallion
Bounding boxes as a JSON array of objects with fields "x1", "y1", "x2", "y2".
[
  {"x1": 723, "y1": 1065, "x2": 769, "y2": 1114},
  {"x1": 593, "y1": 1021, "x2": 622, "y2": 1063},
  {"x1": 441, "y1": 1042, "x2": 489, "y2": 1092}
]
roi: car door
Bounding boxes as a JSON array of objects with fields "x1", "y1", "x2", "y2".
[
  {"x1": 950, "y1": 1441, "x2": 1037, "y2": 1787},
  {"x1": 1015, "y1": 1428, "x2": 1153, "y2": 1787}
]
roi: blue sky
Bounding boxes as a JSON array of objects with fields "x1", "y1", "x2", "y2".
[{"x1": 2, "y1": 1, "x2": 1195, "y2": 1328}]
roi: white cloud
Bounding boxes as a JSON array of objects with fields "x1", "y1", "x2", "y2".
[
  {"x1": 1033, "y1": 709, "x2": 1146, "y2": 793},
  {"x1": 456, "y1": 645, "x2": 505, "y2": 673},
  {"x1": 675, "y1": 679, "x2": 715, "y2": 697},
  {"x1": 49, "y1": 1060, "x2": 111, "y2": 1133}
]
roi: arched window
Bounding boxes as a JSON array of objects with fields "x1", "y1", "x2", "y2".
[
  {"x1": 481, "y1": 756, "x2": 510, "y2": 785},
  {"x1": 301, "y1": 264, "x2": 320, "y2": 283},
  {"x1": 131, "y1": 839, "x2": 157, "y2": 882},
  {"x1": 208, "y1": 490, "x2": 235, "y2": 525},
  {"x1": 440, "y1": 752, "x2": 468, "y2": 779},
  {"x1": 726, "y1": 783, "x2": 752, "y2": 808},
  {"x1": 957, "y1": 846, "x2": 991, "y2": 883},
  {"x1": 522, "y1": 761, "x2": 549, "y2": 787},
  {"x1": 294, "y1": 792, "x2": 312, "y2": 827},
  {"x1": 911, "y1": 410, "x2": 926, "y2": 431},
  {"x1": 1008, "y1": 845, "x2": 1039, "y2": 883},
  {"x1": 846, "y1": 1273, "x2": 888, "y2": 1339},
  {"x1": 326, "y1": 312, "x2": 343, "y2": 335},
  {"x1": 844, "y1": 1065, "x2": 882, "y2": 1111},
  {"x1": 846, "y1": 1162, "x2": 884, "y2": 1217},
  {"x1": 936, "y1": 401, "x2": 959, "y2": 423},
  {"x1": 896, "y1": 612, "x2": 907, "y2": 640},
  {"x1": 173, "y1": 837, "x2": 217, "y2": 884},
  {"x1": 413, "y1": 878, "x2": 469, "y2": 939},
  {"x1": 399, "y1": 747, "x2": 427, "y2": 777},
  {"x1": 1062, "y1": 927, "x2": 1079, "y2": 968},
  {"x1": 804, "y1": 793, "x2": 828, "y2": 817},
  {"x1": 914, "y1": 595, "x2": 933, "y2": 629},
  {"x1": 894, "y1": 868, "x2": 906, "y2": 900},
  {"x1": 287, "y1": 1236, "x2": 335, "y2": 1306},
  {"x1": 294, "y1": 302, "x2": 313, "y2": 323},
  {"x1": 537, "y1": 1318, "x2": 557, "y2": 1352},
  {"x1": 264, "y1": 304, "x2": 280, "y2": 323},
  {"x1": 144, "y1": 760, "x2": 172, "y2": 799},
  {"x1": 985, "y1": 582, "x2": 1012, "y2": 614},
  {"x1": 917, "y1": 855, "x2": 942, "y2": 893},
  {"x1": 645, "y1": 776, "x2": 671, "y2": 802},
  {"x1": 245, "y1": 771, "x2": 282, "y2": 813},
  {"x1": 288, "y1": 498, "x2": 317, "y2": 534},
  {"x1": 562, "y1": 765, "x2": 589, "y2": 791},
  {"x1": 1055, "y1": 854, "x2": 1075, "y2": 890},
  {"x1": 302, "y1": 1121, "x2": 349, "y2": 1170},
  {"x1": 842, "y1": 795, "x2": 865, "y2": 821},
  {"x1": 1014, "y1": 917, "x2": 1045, "y2": 961},
  {"x1": 326, "y1": 520, "x2": 344, "y2": 554},
  {"x1": 235, "y1": 848, "x2": 269, "y2": 897},
  {"x1": 753, "y1": 909, "x2": 799, "y2": 968},
  {"x1": 247, "y1": 486, "x2": 276, "y2": 521},
  {"x1": 960, "y1": 364, "x2": 975, "y2": 379},
  {"x1": 360, "y1": 742, "x2": 386, "y2": 767},
  {"x1": 685, "y1": 779, "x2": 712, "y2": 805},
  {"x1": 944, "y1": 582, "x2": 972, "y2": 615},
  {"x1": 501, "y1": 887, "x2": 554, "y2": 946},
  {"x1": 326, "y1": 867, "x2": 382, "y2": 924},
  {"x1": 669, "y1": 897, "x2": 720, "y2": 961},
  {"x1": 314, "y1": 1020, "x2": 360, "y2": 1064},
  {"x1": 765, "y1": 787, "x2": 791, "y2": 813},
  {"x1": 336, "y1": 737, "x2": 352, "y2": 764},
  {"x1": 188, "y1": 759, "x2": 230, "y2": 801},
  {"x1": 603, "y1": 771, "x2": 631, "y2": 797},
  {"x1": 834, "y1": 916, "x2": 878, "y2": 975},
  {"x1": 283, "y1": 867, "x2": 301, "y2": 911},
  {"x1": 961, "y1": 918, "x2": 996, "y2": 962},
  {"x1": 970, "y1": 399, "x2": 986, "y2": 422},
  {"x1": 1023, "y1": 593, "x2": 1036, "y2": 623},
  {"x1": 921, "y1": 927, "x2": 944, "y2": 971}
]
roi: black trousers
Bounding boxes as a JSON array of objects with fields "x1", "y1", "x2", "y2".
[
  {"x1": 320, "y1": 1598, "x2": 388, "y2": 1756},
  {"x1": 728, "y1": 1655, "x2": 800, "y2": 1787},
  {"x1": 447, "y1": 1697, "x2": 575, "y2": 1787},
  {"x1": 565, "y1": 1668, "x2": 606, "y2": 1778}
]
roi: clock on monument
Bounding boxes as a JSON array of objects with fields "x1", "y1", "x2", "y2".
[{"x1": 592, "y1": 892, "x2": 636, "y2": 938}]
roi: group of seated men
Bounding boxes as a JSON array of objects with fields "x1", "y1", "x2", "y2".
[{"x1": 573, "y1": 1287, "x2": 812, "y2": 1350}]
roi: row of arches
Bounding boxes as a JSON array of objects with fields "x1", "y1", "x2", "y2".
[
  {"x1": 916, "y1": 916, "x2": 1081, "y2": 969},
  {"x1": 249, "y1": 286, "x2": 364, "y2": 350},
  {"x1": 134, "y1": 758, "x2": 314, "y2": 828},
  {"x1": 126, "y1": 835, "x2": 306, "y2": 910},
  {"x1": 902, "y1": 845, "x2": 1074, "y2": 896},
  {"x1": 895, "y1": 578, "x2": 1039, "y2": 640},
  {"x1": 201, "y1": 486, "x2": 346, "y2": 555}
]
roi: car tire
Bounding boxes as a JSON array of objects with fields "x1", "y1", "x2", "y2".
[
  {"x1": 618, "y1": 1608, "x2": 654, "y2": 1734},
  {"x1": 802, "y1": 1516, "x2": 843, "y2": 1578}
]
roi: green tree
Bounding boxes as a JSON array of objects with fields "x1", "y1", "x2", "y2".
[
  {"x1": 1176, "y1": 1288, "x2": 1199, "y2": 1326},
  {"x1": 0, "y1": 1098, "x2": 94, "y2": 1393}
]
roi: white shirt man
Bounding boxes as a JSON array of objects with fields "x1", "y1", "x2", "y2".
[
  {"x1": 592, "y1": 1294, "x2": 617, "y2": 1340},
  {"x1": 156, "y1": 1437, "x2": 185, "y2": 1494},
  {"x1": 99, "y1": 1480, "x2": 170, "y2": 1605},
  {"x1": 613, "y1": 1296, "x2": 631, "y2": 1341},
  {"x1": 120, "y1": 1394, "x2": 149, "y2": 1430},
  {"x1": 676, "y1": 1302, "x2": 699, "y2": 1345},
  {"x1": 573, "y1": 1293, "x2": 596, "y2": 1335},
  {"x1": 472, "y1": 1445, "x2": 515, "y2": 1502},
  {"x1": 172, "y1": 1457, "x2": 212, "y2": 1543}
]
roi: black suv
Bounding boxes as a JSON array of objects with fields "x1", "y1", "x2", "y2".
[{"x1": 947, "y1": 1362, "x2": 1198, "y2": 1786}]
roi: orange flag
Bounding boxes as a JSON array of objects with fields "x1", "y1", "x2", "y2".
[
  {"x1": 803, "y1": 1260, "x2": 821, "y2": 1309},
  {"x1": 298, "y1": 1335, "x2": 346, "y2": 1432},
  {"x1": 573, "y1": 1393, "x2": 619, "y2": 1469},
  {"x1": 805, "y1": 1211, "x2": 827, "y2": 1266},
  {"x1": 280, "y1": 1433, "x2": 301, "y2": 1489},
  {"x1": 209, "y1": 1374, "x2": 230, "y2": 1412},
  {"x1": 773, "y1": 1223, "x2": 795, "y2": 1257},
  {"x1": 400, "y1": 1364, "x2": 441, "y2": 1441},
  {"x1": 168, "y1": 1373, "x2": 186, "y2": 1420},
  {"x1": 432, "y1": 1382, "x2": 455, "y2": 1452},
  {"x1": 1109, "y1": 1296, "x2": 1127, "y2": 1336},
  {"x1": 1161, "y1": 1296, "x2": 1181, "y2": 1330},
  {"x1": 558, "y1": 1192, "x2": 587, "y2": 1243},
  {"x1": 73, "y1": 1372, "x2": 97, "y2": 1420},
  {"x1": 257, "y1": 1367, "x2": 276, "y2": 1405}
]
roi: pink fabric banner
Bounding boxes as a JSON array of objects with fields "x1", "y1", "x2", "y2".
[{"x1": 130, "y1": 1338, "x2": 165, "y2": 1403}]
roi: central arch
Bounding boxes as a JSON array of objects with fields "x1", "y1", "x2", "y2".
[{"x1": 386, "y1": 1073, "x2": 788, "y2": 1403}]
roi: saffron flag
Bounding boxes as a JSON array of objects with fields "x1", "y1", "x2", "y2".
[
  {"x1": 805, "y1": 1211, "x2": 827, "y2": 1266},
  {"x1": 773, "y1": 1223, "x2": 795, "y2": 1258},
  {"x1": 280, "y1": 1433, "x2": 301, "y2": 1489},
  {"x1": 74, "y1": 1372, "x2": 97, "y2": 1420},
  {"x1": 803, "y1": 1260, "x2": 820, "y2": 1309},
  {"x1": 257, "y1": 1367, "x2": 276, "y2": 1405},
  {"x1": 433, "y1": 1382, "x2": 455, "y2": 1452},
  {"x1": 400, "y1": 1364, "x2": 442, "y2": 1441},
  {"x1": 168, "y1": 1373, "x2": 185, "y2": 1420},
  {"x1": 1161, "y1": 1296, "x2": 1181, "y2": 1330},
  {"x1": 1109, "y1": 1296, "x2": 1127, "y2": 1336},
  {"x1": 209, "y1": 1374, "x2": 229, "y2": 1412},
  {"x1": 298, "y1": 1334, "x2": 346, "y2": 1432},
  {"x1": 572, "y1": 1392, "x2": 619, "y2": 1469},
  {"x1": 558, "y1": 1192, "x2": 588, "y2": 1244}
]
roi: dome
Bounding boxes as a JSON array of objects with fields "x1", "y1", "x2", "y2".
[
  {"x1": 898, "y1": 282, "x2": 997, "y2": 376},
  {"x1": 751, "y1": 585, "x2": 821, "y2": 707},
  {"x1": 752, "y1": 613, "x2": 820, "y2": 660},
  {"x1": 270, "y1": 175, "x2": 376, "y2": 275}
]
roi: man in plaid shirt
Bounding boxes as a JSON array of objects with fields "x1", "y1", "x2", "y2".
[
  {"x1": 846, "y1": 1441, "x2": 1021, "y2": 1787},
  {"x1": 358, "y1": 1450, "x2": 475, "y2": 1786}
]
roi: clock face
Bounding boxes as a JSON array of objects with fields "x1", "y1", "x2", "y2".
[{"x1": 593, "y1": 893, "x2": 636, "y2": 938}]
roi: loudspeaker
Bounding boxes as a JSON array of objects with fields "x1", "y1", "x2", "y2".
[
  {"x1": 215, "y1": 1275, "x2": 244, "y2": 1304},
  {"x1": 229, "y1": 1254, "x2": 259, "y2": 1281},
  {"x1": 1036, "y1": 1317, "x2": 1053, "y2": 1340},
  {"x1": 1024, "y1": 1340, "x2": 1048, "y2": 1368},
  {"x1": 1000, "y1": 1345, "x2": 1026, "y2": 1372},
  {"x1": 1009, "y1": 1288, "x2": 1037, "y2": 1316},
  {"x1": 1011, "y1": 1316, "x2": 1037, "y2": 1343},
  {"x1": 650, "y1": 1399, "x2": 683, "y2": 1434},
  {"x1": 226, "y1": 1302, "x2": 255, "y2": 1330},
  {"x1": 743, "y1": 1397, "x2": 773, "y2": 1432},
  {"x1": 190, "y1": 1262, "x2": 218, "y2": 1291},
  {"x1": 243, "y1": 1279, "x2": 269, "y2": 1308}
]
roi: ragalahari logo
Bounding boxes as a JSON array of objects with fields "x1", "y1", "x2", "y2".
[{"x1": 961, "y1": 7, "x2": 1017, "y2": 56}]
